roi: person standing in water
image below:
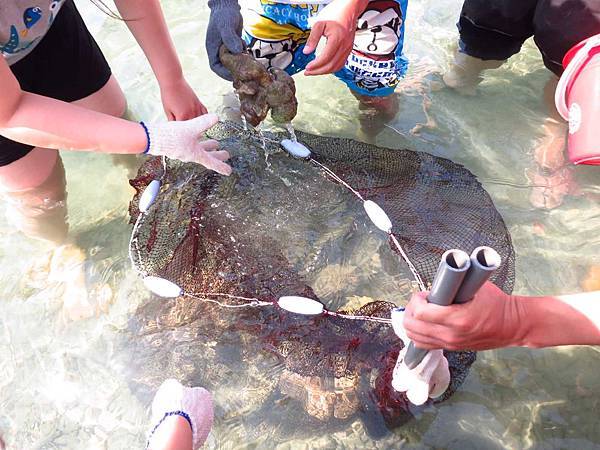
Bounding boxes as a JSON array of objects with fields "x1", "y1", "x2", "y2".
[
  {"x1": 0, "y1": 0, "x2": 232, "y2": 319},
  {"x1": 206, "y1": 0, "x2": 408, "y2": 139},
  {"x1": 442, "y1": 0, "x2": 600, "y2": 209}
]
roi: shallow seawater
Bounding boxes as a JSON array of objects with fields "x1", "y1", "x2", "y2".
[{"x1": 1, "y1": 0, "x2": 599, "y2": 449}]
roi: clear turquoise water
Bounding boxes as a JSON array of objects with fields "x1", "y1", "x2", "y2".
[{"x1": 0, "y1": 0, "x2": 599, "y2": 448}]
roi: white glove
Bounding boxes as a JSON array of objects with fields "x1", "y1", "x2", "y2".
[
  {"x1": 148, "y1": 379, "x2": 214, "y2": 450},
  {"x1": 145, "y1": 113, "x2": 232, "y2": 176},
  {"x1": 391, "y1": 309, "x2": 451, "y2": 406}
]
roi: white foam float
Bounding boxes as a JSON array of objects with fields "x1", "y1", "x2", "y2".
[
  {"x1": 143, "y1": 276, "x2": 183, "y2": 298},
  {"x1": 277, "y1": 296, "x2": 324, "y2": 315},
  {"x1": 281, "y1": 139, "x2": 311, "y2": 158},
  {"x1": 363, "y1": 200, "x2": 392, "y2": 233},
  {"x1": 139, "y1": 179, "x2": 161, "y2": 213}
]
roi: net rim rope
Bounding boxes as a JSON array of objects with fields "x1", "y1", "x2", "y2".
[{"x1": 129, "y1": 121, "x2": 513, "y2": 327}]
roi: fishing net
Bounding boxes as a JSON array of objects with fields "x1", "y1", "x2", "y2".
[{"x1": 128, "y1": 120, "x2": 515, "y2": 429}]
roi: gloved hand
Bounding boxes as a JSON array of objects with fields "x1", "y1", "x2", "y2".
[
  {"x1": 391, "y1": 308, "x2": 450, "y2": 405},
  {"x1": 206, "y1": 0, "x2": 244, "y2": 81},
  {"x1": 145, "y1": 113, "x2": 232, "y2": 176}
]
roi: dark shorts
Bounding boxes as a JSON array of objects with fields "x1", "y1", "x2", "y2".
[
  {"x1": 0, "y1": 0, "x2": 112, "y2": 167},
  {"x1": 457, "y1": 0, "x2": 600, "y2": 76}
]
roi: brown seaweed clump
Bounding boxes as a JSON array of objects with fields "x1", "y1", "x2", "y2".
[{"x1": 219, "y1": 45, "x2": 298, "y2": 127}]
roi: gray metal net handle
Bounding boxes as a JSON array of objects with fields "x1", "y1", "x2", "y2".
[
  {"x1": 403, "y1": 247, "x2": 501, "y2": 370},
  {"x1": 403, "y1": 250, "x2": 470, "y2": 369}
]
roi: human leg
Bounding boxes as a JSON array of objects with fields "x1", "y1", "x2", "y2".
[
  {"x1": 0, "y1": 1, "x2": 127, "y2": 319},
  {"x1": 338, "y1": 0, "x2": 408, "y2": 139},
  {"x1": 528, "y1": 76, "x2": 576, "y2": 209},
  {"x1": 444, "y1": 0, "x2": 537, "y2": 91},
  {"x1": 352, "y1": 91, "x2": 400, "y2": 141},
  {"x1": 527, "y1": 0, "x2": 600, "y2": 207}
]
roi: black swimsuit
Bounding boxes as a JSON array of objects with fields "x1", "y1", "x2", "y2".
[
  {"x1": 458, "y1": 0, "x2": 600, "y2": 76},
  {"x1": 0, "y1": 0, "x2": 112, "y2": 166}
]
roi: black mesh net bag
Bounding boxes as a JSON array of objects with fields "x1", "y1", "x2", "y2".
[{"x1": 127, "y1": 120, "x2": 515, "y2": 433}]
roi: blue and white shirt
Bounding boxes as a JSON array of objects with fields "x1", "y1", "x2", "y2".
[{"x1": 0, "y1": 0, "x2": 65, "y2": 65}]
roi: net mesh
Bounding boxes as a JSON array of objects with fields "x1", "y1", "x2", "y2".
[{"x1": 128, "y1": 120, "x2": 514, "y2": 426}]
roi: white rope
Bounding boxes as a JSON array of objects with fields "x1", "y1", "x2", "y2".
[
  {"x1": 308, "y1": 155, "x2": 427, "y2": 292},
  {"x1": 390, "y1": 234, "x2": 427, "y2": 291},
  {"x1": 309, "y1": 158, "x2": 364, "y2": 200},
  {"x1": 326, "y1": 311, "x2": 392, "y2": 324},
  {"x1": 184, "y1": 292, "x2": 271, "y2": 308},
  {"x1": 128, "y1": 213, "x2": 146, "y2": 276}
]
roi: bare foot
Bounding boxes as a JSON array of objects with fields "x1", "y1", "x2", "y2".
[
  {"x1": 23, "y1": 250, "x2": 55, "y2": 291},
  {"x1": 534, "y1": 119, "x2": 568, "y2": 172},
  {"x1": 527, "y1": 166, "x2": 576, "y2": 210},
  {"x1": 528, "y1": 117, "x2": 575, "y2": 209}
]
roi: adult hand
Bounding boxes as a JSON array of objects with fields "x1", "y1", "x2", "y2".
[
  {"x1": 391, "y1": 309, "x2": 450, "y2": 405},
  {"x1": 145, "y1": 113, "x2": 232, "y2": 175},
  {"x1": 160, "y1": 77, "x2": 208, "y2": 121},
  {"x1": 403, "y1": 282, "x2": 524, "y2": 351},
  {"x1": 206, "y1": 0, "x2": 244, "y2": 81},
  {"x1": 303, "y1": 0, "x2": 368, "y2": 76}
]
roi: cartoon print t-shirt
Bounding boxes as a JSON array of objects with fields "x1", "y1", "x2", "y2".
[
  {"x1": 242, "y1": 0, "x2": 408, "y2": 96},
  {"x1": 0, "y1": 0, "x2": 65, "y2": 65}
]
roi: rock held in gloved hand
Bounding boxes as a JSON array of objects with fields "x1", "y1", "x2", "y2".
[{"x1": 219, "y1": 45, "x2": 298, "y2": 127}]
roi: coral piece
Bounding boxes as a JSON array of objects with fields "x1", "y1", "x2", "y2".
[
  {"x1": 279, "y1": 369, "x2": 360, "y2": 421},
  {"x1": 219, "y1": 46, "x2": 298, "y2": 127}
]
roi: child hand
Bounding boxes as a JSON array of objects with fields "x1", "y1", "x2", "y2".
[
  {"x1": 160, "y1": 78, "x2": 208, "y2": 121},
  {"x1": 145, "y1": 114, "x2": 232, "y2": 176},
  {"x1": 303, "y1": 0, "x2": 368, "y2": 76},
  {"x1": 402, "y1": 282, "x2": 523, "y2": 351}
]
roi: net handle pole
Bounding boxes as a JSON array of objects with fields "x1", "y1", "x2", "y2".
[
  {"x1": 453, "y1": 247, "x2": 501, "y2": 304},
  {"x1": 403, "y1": 247, "x2": 500, "y2": 370},
  {"x1": 403, "y1": 250, "x2": 470, "y2": 369}
]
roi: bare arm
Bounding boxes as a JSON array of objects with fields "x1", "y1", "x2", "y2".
[
  {"x1": 113, "y1": 0, "x2": 182, "y2": 88},
  {"x1": 113, "y1": 0, "x2": 206, "y2": 119},
  {"x1": 520, "y1": 290, "x2": 600, "y2": 348},
  {"x1": 0, "y1": 58, "x2": 146, "y2": 154},
  {"x1": 402, "y1": 281, "x2": 600, "y2": 351}
]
